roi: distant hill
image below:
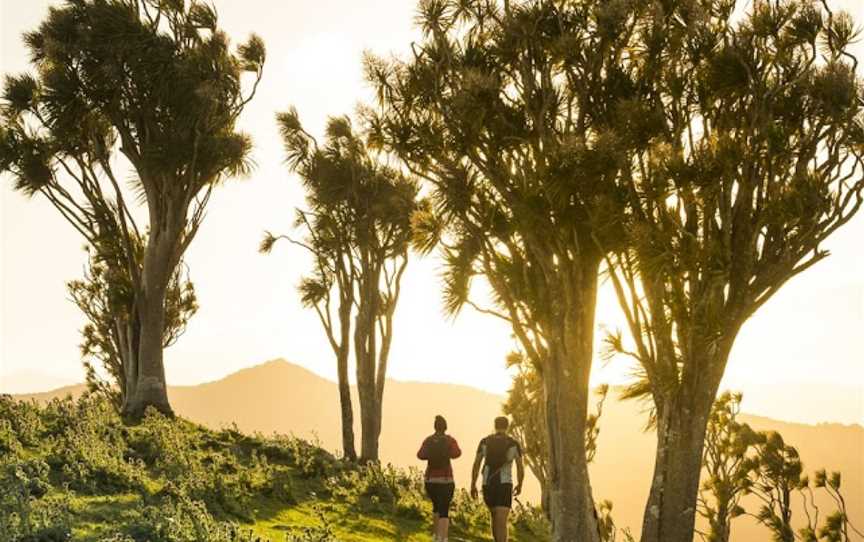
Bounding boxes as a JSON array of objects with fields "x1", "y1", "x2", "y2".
[
  {"x1": 13, "y1": 359, "x2": 863, "y2": 540},
  {"x1": 0, "y1": 370, "x2": 79, "y2": 394}
]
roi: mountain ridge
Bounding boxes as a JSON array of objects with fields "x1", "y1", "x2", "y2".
[{"x1": 11, "y1": 358, "x2": 861, "y2": 429}]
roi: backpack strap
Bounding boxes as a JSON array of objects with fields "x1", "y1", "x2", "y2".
[{"x1": 483, "y1": 434, "x2": 514, "y2": 484}]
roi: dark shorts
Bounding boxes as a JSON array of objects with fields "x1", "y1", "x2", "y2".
[
  {"x1": 482, "y1": 480, "x2": 513, "y2": 509},
  {"x1": 425, "y1": 482, "x2": 455, "y2": 518}
]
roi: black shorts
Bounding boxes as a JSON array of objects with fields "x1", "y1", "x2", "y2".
[
  {"x1": 425, "y1": 482, "x2": 455, "y2": 518},
  {"x1": 482, "y1": 480, "x2": 513, "y2": 509}
]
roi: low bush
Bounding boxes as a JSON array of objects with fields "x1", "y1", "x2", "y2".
[
  {"x1": 0, "y1": 458, "x2": 72, "y2": 542},
  {"x1": 0, "y1": 396, "x2": 45, "y2": 448},
  {"x1": 45, "y1": 399, "x2": 144, "y2": 495},
  {"x1": 126, "y1": 495, "x2": 264, "y2": 542},
  {"x1": 283, "y1": 437, "x2": 340, "y2": 480},
  {"x1": 0, "y1": 417, "x2": 22, "y2": 456},
  {"x1": 284, "y1": 507, "x2": 336, "y2": 542}
]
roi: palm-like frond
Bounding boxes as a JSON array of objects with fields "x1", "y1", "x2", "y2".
[{"x1": 2, "y1": 74, "x2": 39, "y2": 116}]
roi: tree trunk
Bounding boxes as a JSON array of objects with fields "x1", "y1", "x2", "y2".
[
  {"x1": 355, "y1": 266, "x2": 381, "y2": 464},
  {"x1": 715, "y1": 500, "x2": 731, "y2": 542},
  {"x1": 337, "y1": 345, "x2": 357, "y2": 461},
  {"x1": 358, "y1": 383, "x2": 380, "y2": 463},
  {"x1": 124, "y1": 232, "x2": 175, "y2": 418},
  {"x1": 540, "y1": 480, "x2": 551, "y2": 520},
  {"x1": 543, "y1": 262, "x2": 602, "y2": 542},
  {"x1": 355, "y1": 335, "x2": 378, "y2": 462},
  {"x1": 640, "y1": 394, "x2": 714, "y2": 542},
  {"x1": 118, "y1": 317, "x2": 139, "y2": 412},
  {"x1": 357, "y1": 337, "x2": 380, "y2": 463}
]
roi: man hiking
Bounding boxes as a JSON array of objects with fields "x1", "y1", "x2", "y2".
[
  {"x1": 417, "y1": 415, "x2": 462, "y2": 542},
  {"x1": 470, "y1": 416, "x2": 524, "y2": 542}
]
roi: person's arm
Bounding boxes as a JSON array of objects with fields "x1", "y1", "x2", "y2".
[
  {"x1": 417, "y1": 438, "x2": 428, "y2": 460},
  {"x1": 450, "y1": 437, "x2": 462, "y2": 459},
  {"x1": 470, "y1": 451, "x2": 483, "y2": 498},
  {"x1": 514, "y1": 445, "x2": 525, "y2": 496}
]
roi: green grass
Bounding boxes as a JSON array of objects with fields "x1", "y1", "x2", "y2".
[
  {"x1": 64, "y1": 492, "x2": 461, "y2": 541},
  {"x1": 0, "y1": 394, "x2": 548, "y2": 541}
]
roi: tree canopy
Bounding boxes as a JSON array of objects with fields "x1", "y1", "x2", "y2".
[
  {"x1": 600, "y1": 1, "x2": 864, "y2": 539},
  {"x1": 265, "y1": 111, "x2": 419, "y2": 462},
  {"x1": 0, "y1": 0, "x2": 265, "y2": 416},
  {"x1": 364, "y1": 2, "x2": 656, "y2": 537}
]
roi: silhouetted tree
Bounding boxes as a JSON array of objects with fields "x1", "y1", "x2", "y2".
[
  {"x1": 798, "y1": 470, "x2": 863, "y2": 542},
  {"x1": 503, "y1": 351, "x2": 550, "y2": 515},
  {"x1": 747, "y1": 443, "x2": 864, "y2": 542},
  {"x1": 694, "y1": 395, "x2": 862, "y2": 542},
  {"x1": 749, "y1": 431, "x2": 804, "y2": 542},
  {"x1": 69, "y1": 240, "x2": 197, "y2": 410},
  {"x1": 697, "y1": 392, "x2": 759, "y2": 542},
  {"x1": 264, "y1": 112, "x2": 418, "y2": 463},
  {"x1": 602, "y1": 1, "x2": 864, "y2": 540},
  {"x1": 0, "y1": 0, "x2": 264, "y2": 416},
  {"x1": 503, "y1": 351, "x2": 608, "y2": 518},
  {"x1": 364, "y1": 2, "x2": 645, "y2": 537}
]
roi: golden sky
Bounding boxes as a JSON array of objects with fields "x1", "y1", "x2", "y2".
[{"x1": 1, "y1": 0, "x2": 862, "y2": 425}]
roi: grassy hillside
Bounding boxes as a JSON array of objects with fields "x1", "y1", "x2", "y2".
[
  {"x1": 14, "y1": 359, "x2": 863, "y2": 541},
  {"x1": 0, "y1": 394, "x2": 549, "y2": 542}
]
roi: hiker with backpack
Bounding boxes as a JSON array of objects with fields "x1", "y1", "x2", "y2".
[
  {"x1": 417, "y1": 415, "x2": 462, "y2": 542},
  {"x1": 470, "y1": 416, "x2": 524, "y2": 542}
]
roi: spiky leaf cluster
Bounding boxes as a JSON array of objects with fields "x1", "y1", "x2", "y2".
[
  {"x1": 2, "y1": 0, "x2": 264, "y2": 201},
  {"x1": 275, "y1": 111, "x2": 419, "y2": 311},
  {"x1": 697, "y1": 391, "x2": 759, "y2": 542},
  {"x1": 364, "y1": 0, "x2": 657, "y2": 365},
  {"x1": 605, "y1": 0, "x2": 864, "y2": 408}
]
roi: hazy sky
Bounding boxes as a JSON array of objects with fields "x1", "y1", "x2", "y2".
[{"x1": 1, "y1": 0, "x2": 862, "y2": 425}]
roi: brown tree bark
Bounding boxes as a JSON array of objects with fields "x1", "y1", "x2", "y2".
[
  {"x1": 714, "y1": 500, "x2": 732, "y2": 542},
  {"x1": 336, "y1": 341, "x2": 357, "y2": 461},
  {"x1": 358, "y1": 390, "x2": 381, "y2": 463},
  {"x1": 118, "y1": 316, "x2": 140, "y2": 413},
  {"x1": 542, "y1": 260, "x2": 602, "y2": 542},
  {"x1": 355, "y1": 261, "x2": 384, "y2": 464},
  {"x1": 640, "y1": 388, "x2": 716, "y2": 542},
  {"x1": 356, "y1": 321, "x2": 380, "y2": 463},
  {"x1": 124, "y1": 224, "x2": 178, "y2": 418}
]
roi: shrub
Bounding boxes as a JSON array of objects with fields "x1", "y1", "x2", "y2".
[
  {"x1": 128, "y1": 495, "x2": 265, "y2": 542},
  {"x1": 128, "y1": 408, "x2": 199, "y2": 475},
  {"x1": 449, "y1": 487, "x2": 505, "y2": 533},
  {"x1": 0, "y1": 396, "x2": 45, "y2": 448},
  {"x1": 251, "y1": 434, "x2": 341, "y2": 479},
  {"x1": 97, "y1": 535, "x2": 137, "y2": 542},
  {"x1": 260, "y1": 462, "x2": 298, "y2": 505},
  {"x1": 0, "y1": 418, "x2": 22, "y2": 456},
  {"x1": 46, "y1": 400, "x2": 144, "y2": 494},
  {"x1": 512, "y1": 500, "x2": 551, "y2": 539},
  {"x1": 130, "y1": 409, "x2": 261, "y2": 521},
  {"x1": 0, "y1": 458, "x2": 72, "y2": 541},
  {"x1": 285, "y1": 507, "x2": 336, "y2": 542}
]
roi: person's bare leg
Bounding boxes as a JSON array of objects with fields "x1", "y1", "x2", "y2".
[
  {"x1": 432, "y1": 512, "x2": 440, "y2": 541},
  {"x1": 438, "y1": 517, "x2": 450, "y2": 541},
  {"x1": 494, "y1": 507, "x2": 510, "y2": 542},
  {"x1": 489, "y1": 508, "x2": 499, "y2": 542}
]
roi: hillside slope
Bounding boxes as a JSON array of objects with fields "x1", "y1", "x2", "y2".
[
  {"x1": 0, "y1": 394, "x2": 548, "y2": 541},
  {"x1": 14, "y1": 359, "x2": 864, "y2": 540}
]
